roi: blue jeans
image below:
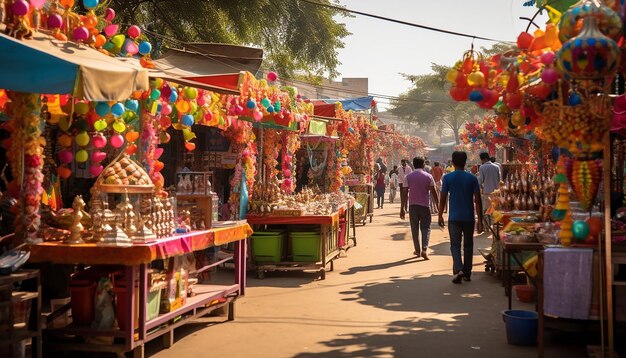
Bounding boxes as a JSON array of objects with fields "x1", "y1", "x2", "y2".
[
  {"x1": 448, "y1": 221, "x2": 475, "y2": 277},
  {"x1": 409, "y1": 205, "x2": 431, "y2": 252},
  {"x1": 376, "y1": 187, "x2": 385, "y2": 207}
]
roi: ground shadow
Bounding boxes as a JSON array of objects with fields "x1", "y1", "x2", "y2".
[
  {"x1": 339, "y1": 257, "x2": 422, "y2": 276},
  {"x1": 296, "y1": 274, "x2": 589, "y2": 357}
]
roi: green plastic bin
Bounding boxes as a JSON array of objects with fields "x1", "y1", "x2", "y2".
[
  {"x1": 290, "y1": 235, "x2": 321, "y2": 262},
  {"x1": 252, "y1": 234, "x2": 284, "y2": 263},
  {"x1": 147, "y1": 287, "x2": 163, "y2": 321}
]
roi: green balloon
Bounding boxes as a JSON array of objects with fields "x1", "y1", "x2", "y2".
[{"x1": 572, "y1": 220, "x2": 590, "y2": 240}]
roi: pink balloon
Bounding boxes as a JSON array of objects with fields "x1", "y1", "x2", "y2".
[
  {"x1": 127, "y1": 25, "x2": 141, "y2": 38},
  {"x1": 12, "y1": 0, "x2": 29, "y2": 16},
  {"x1": 58, "y1": 150, "x2": 73, "y2": 164},
  {"x1": 154, "y1": 147, "x2": 164, "y2": 159},
  {"x1": 29, "y1": 0, "x2": 46, "y2": 9},
  {"x1": 110, "y1": 134, "x2": 125, "y2": 148},
  {"x1": 161, "y1": 104, "x2": 172, "y2": 115},
  {"x1": 253, "y1": 110, "x2": 263, "y2": 121},
  {"x1": 90, "y1": 165, "x2": 104, "y2": 177},
  {"x1": 104, "y1": 24, "x2": 119, "y2": 37},
  {"x1": 125, "y1": 40, "x2": 139, "y2": 55},
  {"x1": 73, "y1": 26, "x2": 89, "y2": 41},
  {"x1": 267, "y1": 71, "x2": 278, "y2": 82},
  {"x1": 540, "y1": 51, "x2": 556, "y2": 65},
  {"x1": 104, "y1": 8, "x2": 116, "y2": 21},
  {"x1": 47, "y1": 14, "x2": 63, "y2": 29},
  {"x1": 541, "y1": 68, "x2": 559, "y2": 85},
  {"x1": 92, "y1": 134, "x2": 107, "y2": 149},
  {"x1": 92, "y1": 151, "x2": 107, "y2": 163}
]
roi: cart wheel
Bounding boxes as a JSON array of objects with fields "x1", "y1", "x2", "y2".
[
  {"x1": 256, "y1": 270, "x2": 265, "y2": 279},
  {"x1": 369, "y1": 216, "x2": 373, "y2": 223},
  {"x1": 320, "y1": 269, "x2": 326, "y2": 280}
]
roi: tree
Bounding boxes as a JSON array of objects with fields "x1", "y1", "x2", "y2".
[
  {"x1": 390, "y1": 64, "x2": 483, "y2": 144},
  {"x1": 109, "y1": 0, "x2": 351, "y2": 78}
]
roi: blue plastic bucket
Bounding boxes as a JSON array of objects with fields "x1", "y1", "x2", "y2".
[{"x1": 502, "y1": 310, "x2": 538, "y2": 346}]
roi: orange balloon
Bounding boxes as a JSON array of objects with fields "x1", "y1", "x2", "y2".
[
  {"x1": 94, "y1": 34, "x2": 106, "y2": 48},
  {"x1": 125, "y1": 144, "x2": 138, "y2": 155},
  {"x1": 60, "y1": 0, "x2": 75, "y2": 8},
  {"x1": 153, "y1": 160, "x2": 164, "y2": 172},
  {"x1": 58, "y1": 134, "x2": 72, "y2": 148},
  {"x1": 586, "y1": 216, "x2": 603, "y2": 237},
  {"x1": 84, "y1": 14, "x2": 98, "y2": 29},
  {"x1": 57, "y1": 166, "x2": 72, "y2": 179},
  {"x1": 125, "y1": 130, "x2": 139, "y2": 142}
]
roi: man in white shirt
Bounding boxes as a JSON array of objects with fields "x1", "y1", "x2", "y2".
[
  {"x1": 398, "y1": 159, "x2": 413, "y2": 220},
  {"x1": 478, "y1": 152, "x2": 500, "y2": 213}
]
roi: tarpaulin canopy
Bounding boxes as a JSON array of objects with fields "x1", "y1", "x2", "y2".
[
  {"x1": 0, "y1": 29, "x2": 149, "y2": 101},
  {"x1": 309, "y1": 96, "x2": 374, "y2": 118}
]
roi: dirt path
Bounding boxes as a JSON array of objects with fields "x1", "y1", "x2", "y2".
[{"x1": 147, "y1": 202, "x2": 588, "y2": 358}]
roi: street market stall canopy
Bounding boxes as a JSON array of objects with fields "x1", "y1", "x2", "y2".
[
  {"x1": 309, "y1": 96, "x2": 375, "y2": 118},
  {"x1": 0, "y1": 29, "x2": 149, "y2": 101}
]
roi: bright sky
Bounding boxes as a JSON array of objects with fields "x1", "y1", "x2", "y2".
[{"x1": 335, "y1": 0, "x2": 548, "y2": 108}]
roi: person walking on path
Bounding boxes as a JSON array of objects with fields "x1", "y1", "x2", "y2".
[
  {"x1": 478, "y1": 152, "x2": 501, "y2": 216},
  {"x1": 431, "y1": 162, "x2": 444, "y2": 214},
  {"x1": 398, "y1": 159, "x2": 413, "y2": 220},
  {"x1": 438, "y1": 151, "x2": 483, "y2": 284},
  {"x1": 406, "y1": 157, "x2": 439, "y2": 260},
  {"x1": 388, "y1": 165, "x2": 399, "y2": 204},
  {"x1": 374, "y1": 167, "x2": 387, "y2": 209}
]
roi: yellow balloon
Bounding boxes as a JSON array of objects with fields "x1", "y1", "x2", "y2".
[
  {"x1": 467, "y1": 72, "x2": 485, "y2": 87},
  {"x1": 176, "y1": 100, "x2": 190, "y2": 114},
  {"x1": 75, "y1": 131, "x2": 90, "y2": 147},
  {"x1": 446, "y1": 69, "x2": 458, "y2": 84},
  {"x1": 75, "y1": 149, "x2": 88, "y2": 163}
]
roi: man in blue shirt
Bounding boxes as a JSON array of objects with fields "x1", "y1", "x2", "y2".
[{"x1": 438, "y1": 151, "x2": 483, "y2": 284}]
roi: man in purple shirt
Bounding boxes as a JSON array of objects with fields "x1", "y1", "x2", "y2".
[{"x1": 406, "y1": 157, "x2": 439, "y2": 260}]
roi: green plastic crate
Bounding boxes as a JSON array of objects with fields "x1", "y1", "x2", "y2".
[
  {"x1": 291, "y1": 235, "x2": 321, "y2": 262},
  {"x1": 252, "y1": 235, "x2": 283, "y2": 263},
  {"x1": 147, "y1": 288, "x2": 162, "y2": 321}
]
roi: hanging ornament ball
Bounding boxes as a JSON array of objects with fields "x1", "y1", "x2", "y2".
[
  {"x1": 92, "y1": 133, "x2": 107, "y2": 148},
  {"x1": 125, "y1": 144, "x2": 138, "y2": 155},
  {"x1": 159, "y1": 131, "x2": 171, "y2": 144},
  {"x1": 94, "y1": 34, "x2": 107, "y2": 48},
  {"x1": 234, "y1": 105, "x2": 244, "y2": 115},
  {"x1": 89, "y1": 164, "x2": 104, "y2": 177},
  {"x1": 93, "y1": 119, "x2": 108, "y2": 132},
  {"x1": 83, "y1": 0, "x2": 99, "y2": 10},
  {"x1": 73, "y1": 26, "x2": 90, "y2": 41},
  {"x1": 58, "y1": 150, "x2": 73, "y2": 164},
  {"x1": 125, "y1": 130, "x2": 139, "y2": 142},
  {"x1": 95, "y1": 102, "x2": 110, "y2": 117},
  {"x1": 568, "y1": 92, "x2": 583, "y2": 106},
  {"x1": 92, "y1": 151, "x2": 107, "y2": 163},
  {"x1": 111, "y1": 102, "x2": 125, "y2": 117},
  {"x1": 541, "y1": 68, "x2": 559, "y2": 85},
  {"x1": 161, "y1": 104, "x2": 172, "y2": 116},
  {"x1": 75, "y1": 131, "x2": 90, "y2": 146},
  {"x1": 112, "y1": 120, "x2": 126, "y2": 133},
  {"x1": 176, "y1": 100, "x2": 190, "y2": 114},
  {"x1": 58, "y1": 134, "x2": 73, "y2": 148},
  {"x1": 30, "y1": 0, "x2": 46, "y2": 9},
  {"x1": 510, "y1": 111, "x2": 525, "y2": 127},
  {"x1": 540, "y1": 51, "x2": 556, "y2": 65},
  {"x1": 12, "y1": 0, "x2": 29, "y2": 16},
  {"x1": 125, "y1": 99, "x2": 139, "y2": 112},
  {"x1": 274, "y1": 101, "x2": 282, "y2": 111},
  {"x1": 154, "y1": 147, "x2": 164, "y2": 160},
  {"x1": 111, "y1": 34, "x2": 125, "y2": 48},
  {"x1": 138, "y1": 41, "x2": 152, "y2": 55},
  {"x1": 104, "y1": 24, "x2": 119, "y2": 37},
  {"x1": 267, "y1": 71, "x2": 278, "y2": 82},
  {"x1": 127, "y1": 25, "x2": 141, "y2": 39},
  {"x1": 150, "y1": 89, "x2": 161, "y2": 101},
  {"x1": 104, "y1": 8, "x2": 116, "y2": 21},
  {"x1": 183, "y1": 87, "x2": 198, "y2": 100},
  {"x1": 75, "y1": 149, "x2": 89, "y2": 163},
  {"x1": 246, "y1": 100, "x2": 256, "y2": 109},
  {"x1": 467, "y1": 71, "x2": 485, "y2": 87},
  {"x1": 572, "y1": 220, "x2": 590, "y2": 240},
  {"x1": 110, "y1": 134, "x2": 125, "y2": 148},
  {"x1": 60, "y1": 0, "x2": 75, "y2": 8},
  {"x1": 169, "y1": 90, "x2": 178, "y2": 103},
  {"x1": 261, "y1": 98, "x2": 271, "y2": 108},
  {"x1": 181, "y1": 114, "x2": 194, "y2": 127},
  {"x1": 75, "y1": 102, "x2": 89, "y2": 115},
  {"x1": 468, "y1": 90, "x2": 483, "y2": 102},
  {"x1": 253, "y1": 110, "x2": 263, "y2": 121},
  {"x1": 48, "y1": 14, "x2": 63, "y2": 29},
  {"x1": 159, "y1": 116, "x2": 172, "y2": 129}
]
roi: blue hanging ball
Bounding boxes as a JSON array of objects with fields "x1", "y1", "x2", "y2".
[
  {"x1": 568, "y1": 92, "x2": 582, "y2": 106},
  {"x1": 469, "y1": 90, "x2": 483, "y2": 102},
  {"x1": 181, "y1": 114, "x2": 194, "y2": 127},
  {"x1": 95, "y1": 102, "x2": 110, "y2": 117},
  {"x1": 138, "y1": 41, "x2": 152, "y2": 56},
  {"x1": 267, "y1": 106, "x2": 275, "y2": 113},
  {"x1": 83, "y1": 0, "x2": 99, "y2": 10},
  {"x1": 348, "y1": 127, "x2": 354, "y2": 133},
  {"x1": 111, "y1": 102, "x2": 125, "y2": 117},
  {"x1": 125, "y1": 99, "x2": 139, "y2": 112},
  {"x1": 246, "y1": 100, "x2": 256, "y2": 109},
  {"x1": 169, "y1": 91, "x2": 178, "y2": 103}
]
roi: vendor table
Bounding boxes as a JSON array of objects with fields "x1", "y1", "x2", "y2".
[
  {"x1": 247, "y1": 204, "x2": 352, "y2": 280},
  {"x1": 29, "y1": 222, "x2": 252, "y2": 358},
  {"x1": 502, "y1": 241, "x2": 545, "y2": 310}
]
